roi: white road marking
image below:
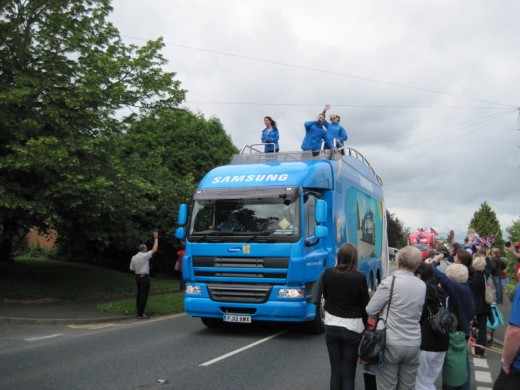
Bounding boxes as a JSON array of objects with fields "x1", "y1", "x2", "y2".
[
  {"x1": 473, "y1": 358, "x2": 489, "y2": 368},
  {"x1": 24, "y1": 333, "x2": 62, "y2": 342},
  {"x1": 200, "y1": 329, "x2": 290, "y2": 366},
  {"x1": 474, "y1": 370, "x2": 492, "y2": 383}
]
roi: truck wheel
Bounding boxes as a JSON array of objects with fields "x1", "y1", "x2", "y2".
[
  {"x1": 368, "y1": 272, "x2": 375, "y2": 292},
  {"x1": 201, "y1": 317, "x2": 224, "y2": 328},
  {"x1": 305, "y1": 297, "x2": 325, "y2": 334}
]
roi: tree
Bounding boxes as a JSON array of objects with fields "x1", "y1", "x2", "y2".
[
  {"x1": 386, "y1": 209, "x2": 409, "y2": 248},
  {"x1": 506, "y1": 217, "x2": 520, "y2": 243},
  {"x1": 468, "y1": 201, "x2": 504, "y2": 247},
  {"x1": 0, "y1": 0, "x2": 186, "y2": 262},
  {"x1": 504, "y1": 217, "x2": 520, "y2": 277},
  {"x1": 122, "y1": 109, "x2": 238, "y2": 183}
]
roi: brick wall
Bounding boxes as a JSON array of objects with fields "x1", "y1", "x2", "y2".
[{"x1": 26, "y1": 227, "x2": 57, "y2": 249}]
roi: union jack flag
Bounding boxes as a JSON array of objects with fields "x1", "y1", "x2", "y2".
[{"x1": 475, "y1": 233, "x2": 498, "y2": 248}]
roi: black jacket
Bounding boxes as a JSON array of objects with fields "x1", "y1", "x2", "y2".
[
  {"x1": 472, "y1": 270, "x2": 491, "y2": 316},
  {"x1": 322, "y1": 268, "x2": 369, "y2": 326},
  {"x1": 420, "y1": 282, "x2": 450, "y2": 351}
]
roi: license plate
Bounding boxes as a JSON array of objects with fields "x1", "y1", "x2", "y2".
[{"x1": 223, "y1": 314, "x2": 251, "y2": 323}]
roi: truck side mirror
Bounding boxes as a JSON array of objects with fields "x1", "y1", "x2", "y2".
[
  {"x1": 175, "y1": 227, "x2": 186, "y2": 239},
  {"x1": 315, "y1": 225, "x2": 328, "y2": 239},
  {"x1": 178, "y1": 204, "x2": 188, "y2": 225},
  {"x1": 315, "y1": 199, "x2": 327, "y2": 224}
]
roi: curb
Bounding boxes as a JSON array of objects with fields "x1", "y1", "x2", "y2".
[{"x1": 0, "y1": 315, "x2": 131, "y2": 326}]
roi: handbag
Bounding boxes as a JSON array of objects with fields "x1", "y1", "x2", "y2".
[
  {"x1": 487, "y1": 303, "x2": 504, "y2": 330},
  {"x1": 427, "y1": 287, "x2": 451, "y2": 336},
  {"x1": 358, "y1": 276, "x2": 395, "y2": 365},
  {"x1": 484, "y1": 276, "x2": 496, "y2": 304}
]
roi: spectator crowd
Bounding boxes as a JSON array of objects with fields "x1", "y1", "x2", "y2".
[{"x1": 321, "y1": 228, "x2": 520, "y2": 390}]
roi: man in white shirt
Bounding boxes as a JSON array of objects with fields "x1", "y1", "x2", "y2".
[{"x1": 129, "y1": 231, "x2": 158, "y2": 319}]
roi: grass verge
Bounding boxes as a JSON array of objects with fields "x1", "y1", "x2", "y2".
[
  {"x1": 98, "y1": 293, "x2": 185, "y2": 316},
  {"x1": 0, "y1": 258, "x2": 184, "y2": 315}
]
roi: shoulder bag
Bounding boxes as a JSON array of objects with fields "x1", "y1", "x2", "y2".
[
  {"x1": 427, "y1": 286, "x2": 451, "y2": 336},
  {"x1": 485, "y1": 276, "x2": 496, "y2": 304},
  {"x1": 358, "y1": 276, "x2": 395, "y2": 365}
]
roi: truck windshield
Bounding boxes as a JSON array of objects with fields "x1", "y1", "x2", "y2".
[{"x1": 189, "y1": 197, "x2": 300, "y2": 240}]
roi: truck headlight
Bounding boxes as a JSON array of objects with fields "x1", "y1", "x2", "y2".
[
  {"x1": 278, "y1": 288, "x2": 304, "y2": 298},
  {"x1": 186, "y1": 285, "x2": 201, "y2": 294}
]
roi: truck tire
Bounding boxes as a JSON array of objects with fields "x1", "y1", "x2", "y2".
[
  {"x1": 201, "y1": 317, "x2": 225, "y2": 328},
  {"x1": 305, "y1": 297, "x2": 325, "y2": 334}
]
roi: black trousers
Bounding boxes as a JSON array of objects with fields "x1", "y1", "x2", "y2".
[
  {"x1": 135, "y1": 274, "x2": 150, "y2": 316},
  {"x1": 493, "y1": 366, "x2": 520, "y2": 390},
  {"x1": 474, "y1": 313, "x2": 488, "y2": 356}
]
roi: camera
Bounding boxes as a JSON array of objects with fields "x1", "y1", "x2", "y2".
[
  {"x1": 438, "y1": 248, "x2": 453, "y2": 262},
  {"x1": 505, "y1": 241, "x2": 512, "y2": 247}
]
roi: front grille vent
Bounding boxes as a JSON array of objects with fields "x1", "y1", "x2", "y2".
[{"x1": 207, "y1": 283, "x2": 272, "y2": 303}]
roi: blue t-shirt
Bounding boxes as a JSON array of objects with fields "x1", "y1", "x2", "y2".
[{"x1": 509, "y1": 288, "x2": 520, "y2": 370}]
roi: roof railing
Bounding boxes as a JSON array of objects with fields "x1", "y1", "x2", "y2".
[{"x1": 231, "y1": 143, "x2": 383, "y2": 186}]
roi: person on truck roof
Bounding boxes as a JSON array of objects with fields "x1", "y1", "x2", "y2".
[
  {"x1": 261, "y1": 116, "x2": 280, "y2": 153},
  {"x1": 325, "y1": 114, "x2": 348, "y2": 150},
  {"x1": 301, "y1": 104, "x2": 335, "y2": 154}
]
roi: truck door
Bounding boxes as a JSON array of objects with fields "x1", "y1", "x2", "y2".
[{"x1": 303, "y1": 194, "x2": 329, "y2": 270}]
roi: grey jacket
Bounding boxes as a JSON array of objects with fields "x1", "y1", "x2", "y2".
[{"x1": 366, "y1": 269, "x2": 426, "y2": 347}]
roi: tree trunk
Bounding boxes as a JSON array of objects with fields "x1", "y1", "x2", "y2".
[{"x1": 0, "y1": 237, "x2": 14, "y2": 262}]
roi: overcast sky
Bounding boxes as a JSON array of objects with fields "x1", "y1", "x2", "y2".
[{"x1": 109, "y1": 0, "x2": 520, "y2": 240}]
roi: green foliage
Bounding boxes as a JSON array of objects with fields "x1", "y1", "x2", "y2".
[
  {"x1": 468, "y1": 201, "x2": 504, "y2": 247},
  {"x1": 123, "y1": 109, "x2": 238, "y2": 183},
  {"x1": 15, "y1": 243, "x2": 57, "y2": 261},
  {"x1": 504, "y1": 217, "x2": 520, "y2": 279},
  {"x1": 386, "y1": 209, "x2": 408, "y2": 248},
  {"x1": 0, "y1": 0, "x2": 196, "y2": 263},
  {"x1": 506, "y1": 217, "x2": 520, "y2": 243}
]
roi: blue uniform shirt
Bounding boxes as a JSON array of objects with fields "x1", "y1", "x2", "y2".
[
  {"x1": 301, "y1": 120, "x2": 333, "y2": 150},
  {"x1": 327, "y1": 122, "x2": 348, "y2": 146},
  {"x1": 509, "y1": 288, "x2": 520, "y2": 370},
  {"x1": 261, "y1": 128, "x2": 279, "y2": 152}
]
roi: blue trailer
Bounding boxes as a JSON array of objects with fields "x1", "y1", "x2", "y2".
[{"x1": 175, "y1": 145, "x2": 388, "y2": 332}]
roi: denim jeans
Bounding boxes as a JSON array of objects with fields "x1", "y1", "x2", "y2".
[
  {"x1": 325, "y1": 325, "x2": 362, "y2": 390},
  {"x1": 492, "y1": 276, "x2": 503, "y2": 304}
]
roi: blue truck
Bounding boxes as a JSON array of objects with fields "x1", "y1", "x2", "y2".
[{"x1": 175, "y1": 145, "x2": 388, "y2": 333}]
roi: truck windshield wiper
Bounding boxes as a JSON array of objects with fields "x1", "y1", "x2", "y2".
[{"x1": 247, "y1": 233, "x2": 275, "y2": 243}]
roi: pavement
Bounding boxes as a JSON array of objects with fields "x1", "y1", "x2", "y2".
[{"x1": 0, "y1": 300, "x2": 132, "y2": 325}]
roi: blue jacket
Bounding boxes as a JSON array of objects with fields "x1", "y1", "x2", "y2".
[
  {"x1": 432, "y1": 264, "x2": 476, "y2": 338},
  {"x1": 301, "y1": 120, "x2": 333, "y2": 150},
  {"x1": 327, "y1": 122, "x2": 348, "y2": 146},
  {"x1": 261, "y1": 128, "x2": 279, "y2": 152}
]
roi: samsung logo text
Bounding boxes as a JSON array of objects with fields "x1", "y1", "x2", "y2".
[{"x1": 211, "y1": 174, "x2": 289, "y2": 184}]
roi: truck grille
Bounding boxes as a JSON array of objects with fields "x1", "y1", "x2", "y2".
[
  {"x1": 192, "y1": 256, "x2": 289, "y2": 279},
  {"x1": 207, "y1": 283, "x2": 272, "y2": 303}
]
